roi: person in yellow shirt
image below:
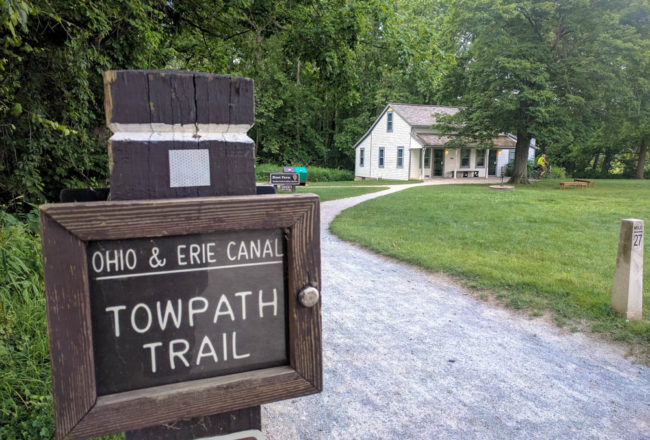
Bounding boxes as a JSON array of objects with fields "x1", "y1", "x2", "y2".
[{"x1": 536, "y1": 153, "x2": 549, "y2": 177}]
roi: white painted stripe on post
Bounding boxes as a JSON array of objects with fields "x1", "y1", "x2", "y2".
[
  {"x1": 109, "y1": 123, "x2": 252, "y2": 140},
  {"x1": 111, "y1": 130, "x2": 254, "y2": 143}
]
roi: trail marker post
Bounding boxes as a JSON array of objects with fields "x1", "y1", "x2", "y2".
[
  {"x1": 611, "y1": 218, "x2": 643, "y2": 321},
  {"x1": 39, "y1": 70, "x2": 322, "y2": 440}
]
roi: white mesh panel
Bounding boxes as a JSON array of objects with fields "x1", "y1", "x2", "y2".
[{"x1": 169, "y1": 149, "x2": 211, "y2": 187}]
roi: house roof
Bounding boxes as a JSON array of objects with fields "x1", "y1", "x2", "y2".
[
  {"x1": 390, "y1": 103, "x2": 459, "y2": 127},
  {"x1": 413, "y1": 133, "x2": 454, "y2": 146},
  {"x1": 352, "y1": 103, "x2": 535, "y2": 150}
]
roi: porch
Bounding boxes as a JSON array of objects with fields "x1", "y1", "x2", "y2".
[{"x1": 414, "y1": 147, "x2": 506, "y2": 180}]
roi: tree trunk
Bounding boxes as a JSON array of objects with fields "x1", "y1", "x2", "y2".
[
  {"x1": 592, "y1": 151, "x2": 600, "y2": 171},
  {"x1": 601, "y1": 150, "x2": 613, "y2": 176},
  {"x1": 508, "y1": 130, "x2": 531, "y2": 184},
  {"x1": 635, "y1": 137, "x2": 647, "y2": 179}
]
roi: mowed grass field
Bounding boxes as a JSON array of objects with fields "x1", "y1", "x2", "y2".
[
  {"x1": 331, "y1": 179, "x2": 650, "y2": 360},
  {"x1": 304, "y1": 180, "x2": 422, "y2": 186},
  {"x1": 278, "y1": 186, "x2": 389, "y2": 201}
]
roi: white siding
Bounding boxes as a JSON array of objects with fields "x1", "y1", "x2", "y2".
[
  {"x1": 354, "y1": 109, "x2": 411, "y2": 180},
  {"x1": 409, "y1": 149, "x2": 422, "y2": 180},
  {"x1": 355, "y1": 136, "x2": 372, "y2": 178},
  {"x1": 444, "y1": 148, "x2": 457, "y2": 176},
  {"x1": 496, "y1": 149, "x2": 510, "y2": 176}
]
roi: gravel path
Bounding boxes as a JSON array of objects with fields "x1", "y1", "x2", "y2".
[{"x1": 263, "y1": 182, "x2": 650, "y2": 439}]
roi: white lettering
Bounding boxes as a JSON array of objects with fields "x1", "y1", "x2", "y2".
[
  {"x1": 196, "y1": 335, "x2": 218, "y2": 365},
  {"x1": 227, "y1": 241, "x2": 237, "y2": 261},
  {"x1": 250, "y1": 240, "x2": 260, "y2": 259},
  {"x1": 232, "y1": 331, "x2": 250, "y2": 359},
  {"x1": 206, "y1": 243, "x2": 216, "y2": 263},
  {"x1": 222, "y1": 332, "x2": 228, "y2": 361},
  {"x1": 131, "y1": 303, "x2": 152, "y2": 334},
  {"x1": 143, "y1": 342, "x2": 163, "y2": 373},
  {"x1": 156, "y1": 299, "x2": 182, "y2": 330},
  {"x1": 237, "y1": 242, "x2": 249, "y2": 260},
  {"x1": 234, "y1": 291, "x2": 252, "y2": 320},
  {"x1": 177, "y1": 245, "x2": 187, "y2": 266},
  {"x1": 92, "y1": 251, "x2": 104, "y2": 273},
  {"x1": 188, "y1": 297, "x2": 208, "y2": 327},
  {"x1": 262, "y1": 240, "x2": 273, "y2": 258},
  {"x1": 105, "y1": 305, "x2": 126, "y2": 337},
  {"x1": 190, "y1": 244, "x2": 201, "y2": 264},
  {"x1": 275, "y1": 238, "x2": 283, "y2": 257},
  {"x1": 169, "y1": 339, "x2": 190, "y2": 370},
  {"x1": 125, "y1": 249, "x2": 137, "y2": 270},
  {"x1": 259, "y1": 288, "x2": 278, "y2": 318},
  {"x1": 105, "y1": 250, "x2": 120, "y2": 272},
  {"x1": 213, "y1": 294, "x2": 236, "y2": 324}
]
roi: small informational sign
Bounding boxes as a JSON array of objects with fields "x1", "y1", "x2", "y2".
[
  {"x1": 89, "y1": 229, "x2": 287, "y2": 395},
  {"x1": 270, "y1": 172, "x2": 299, "y2": 186},
  {"x1": 39, "y1": 196, "x2": 322, "y2": 440}
]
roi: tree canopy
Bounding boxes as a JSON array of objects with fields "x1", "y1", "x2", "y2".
[{"x1": 0, "y1": 0, "x2": 648, "y2": 207}]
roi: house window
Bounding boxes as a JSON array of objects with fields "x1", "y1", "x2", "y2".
[
  {"x1": 476, "y1": 149, "x2": 485, "y2": 168},
  {"x1": 387, "y1": 112, "x2": 393, "y2": 133},
  {"x1": 378, "y1": 147, "x2": 385, "y2": 168},
  {"x1": 508, "y1": 149, "x2": 515, "y2": 163},
  {"x1": 460, "y1": 148, "x2": 471, "y2": 168},
  {"x1": 397, "y1": 147, "x2": 404, "y2": 168},
  {"x1": 359, "y1": 148, "x2": 365, "y2": 167},
  {"x1": 424, "y1": 148, "x2": 431, "y2": 168}
]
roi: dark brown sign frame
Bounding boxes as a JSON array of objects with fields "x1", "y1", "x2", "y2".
[{"x1": 39, "y1": 194, "x2": 321, "y2": 440}]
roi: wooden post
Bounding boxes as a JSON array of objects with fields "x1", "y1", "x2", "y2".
[
  {"x1": 104, "y1": 70, "x2": 261, "y2": 439},
  {"x1": 611, "y1": 219, "x2": 644, "y2": 321}
]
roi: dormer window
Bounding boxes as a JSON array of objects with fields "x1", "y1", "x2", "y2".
[{"x1": 386, "y1": 111, "x2": 393, "y2": 132}]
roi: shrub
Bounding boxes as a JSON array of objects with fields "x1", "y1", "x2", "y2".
[
  {"x1": 549, "y1": 166, "x2": 567, "y2": 179},
  {"x1": 504, "y1": 160, "x2": 535, "y2": 177},
  {"x1": 0, "y1": 211, "x2": 54, "y2": 439},
  {"x1": 256, "y1": 163, "x2": 353, "y2": 183}
]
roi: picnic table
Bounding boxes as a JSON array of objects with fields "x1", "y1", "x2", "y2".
[{"x1": 560, "y1": 181, "x2": 588, "y2": 190}]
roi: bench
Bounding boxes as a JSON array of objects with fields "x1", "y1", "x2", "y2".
[
  {"x1": 451, "y1": 170, "x2": 480, "y2": 178},
  {"x1": 574, "y1": 178, "x2": 595, "y2": 187},
  {"x1": 560, "y1": 181, "x2": 588, "y2": 190}
]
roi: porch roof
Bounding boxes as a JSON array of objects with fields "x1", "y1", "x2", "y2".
[
  {"x1": 413, "y1": 133, "x2": 453, "y2": 146},
  {"x1": 413, "y1": 133, "x2": 517, "y2": 148}
]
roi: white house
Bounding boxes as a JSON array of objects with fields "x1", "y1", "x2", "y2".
[{"x1": 353, "y1": 104, "x2": 537, "y2": 180}]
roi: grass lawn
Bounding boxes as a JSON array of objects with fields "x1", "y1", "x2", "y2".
[
  {"x1": 277, "y1": 186, "x2": 389, "y2": 201},
  {"x1": 331, "y1": 179, "x2": 650, "y2": 362},
  {"x1": 303, "y1": 180, "x2": 422, "y2": 187}
]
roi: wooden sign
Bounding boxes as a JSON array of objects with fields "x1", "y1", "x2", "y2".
[
  {"x1": 270, "y1": 173, "x2": 300, "y2": 186},
  {"x1": 40, "y1": 195, "x2": 321, "y2": 439}
]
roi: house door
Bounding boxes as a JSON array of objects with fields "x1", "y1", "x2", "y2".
[
  {"x1": 433, "y1": 149, "x2": 444, "y2": 176},
  {"x1": 488, "y1": 149, "x2": 497, "y2": 175}
]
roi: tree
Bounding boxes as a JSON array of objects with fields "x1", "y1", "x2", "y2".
[
  {"x1": 435, "y1": 0, "x2": 636, "y2": 184},
  {"x1": 0, "y1": 0, "x2": 171, "y2": 208}
]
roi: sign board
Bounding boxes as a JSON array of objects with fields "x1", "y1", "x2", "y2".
[
  {"x1": 89, "y1": 229, "x2": 287, "y2": 395},
  {"x1": 40, "y1": 195, "x2": 321, "y2": 439},
  {"x1": 270, "y1": 172, "x2": 299, "y2": 186}
]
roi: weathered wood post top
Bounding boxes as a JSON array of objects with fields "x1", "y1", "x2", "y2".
[{"x1": 104, "y1": 70, "x2": 256, "y2": 199}]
